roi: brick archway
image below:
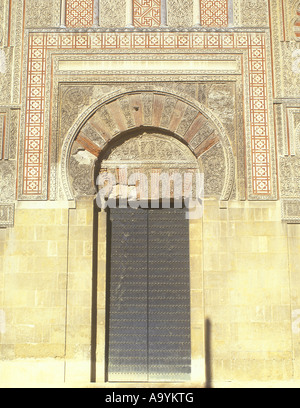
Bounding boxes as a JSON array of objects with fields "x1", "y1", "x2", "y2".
[{"x1": 61, "y1": 90, "x2": 235, "y2": 201}]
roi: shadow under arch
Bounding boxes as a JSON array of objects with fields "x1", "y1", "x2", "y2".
[{"x1": 93, "y1": 125, "x2": 201, "y2": 189}]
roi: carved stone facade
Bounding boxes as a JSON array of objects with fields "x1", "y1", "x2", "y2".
[
  {"x1": 25, "y1": 0, "x2": 57, "y2": 28},
  {"x1": 0, "y1": 203, "x2": 14, "y2": 228},
  {"x1": 99, "y1": 0, "x2": 127, "y2": 28},
  {"x1": 1, "y1": 0, "x2": 300, "y2": 389},
  {"x1": 63, "y1": 90, "x2": 234, "y2": 201},
  {"x1": 133, "y1": 0, "x2": 161, "y2": 27},
  {"x1": 240, "y1": 0, "x2": 269, "y2": 27},
  {"x1": 167, "y1": 0, "x2": 193, "y2": 27},
  {"x1": 200, "y1": 0, "x2": 229, "y2": 27}
]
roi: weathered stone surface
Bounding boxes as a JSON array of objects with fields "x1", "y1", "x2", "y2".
[
  {"x1": 0, "y1": 203, "x2": 14, "y2": 228},
  {"x1": 99, "y1": 0, "x2": 126, "y2": 27},
  {"x1": 1, "y1": 0, "x2": 300, "y2": 389},
  {"x1": 25, "y1": 0, "x2": 58, "y2": 27},
  {"x1": 0, "y1": 161, "x2": 16, "y2": 202},
  {"x1": 69, "y1": 149, "x2": 97, "y2": 198},
  {"x1": 62, "y1": 91, "x2": 234, "y2": 201},
  {"x1": 201, "y1": 142, "x2": 226, "y2": 197},
  {"x1": 280, "y1": 156, "x2": 300, "y2": 198}
]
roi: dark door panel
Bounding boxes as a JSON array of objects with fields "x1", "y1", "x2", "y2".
[{"x1": 107, "y1": 207, "x2": 191, "y2": 383}]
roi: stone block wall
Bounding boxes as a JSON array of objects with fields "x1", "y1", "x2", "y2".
[
  {"x1": 0, "y1": 0, "x2": 300, "y2": 388},
  {"x1": 1, "y1": 201, "x2": 300, "y2": 387}
]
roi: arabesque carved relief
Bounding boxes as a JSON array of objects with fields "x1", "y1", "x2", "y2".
[{"x1": 61, "y1": 90, "x2": 235, "y2": 202}]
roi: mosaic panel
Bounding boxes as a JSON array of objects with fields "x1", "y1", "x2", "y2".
[{"x1": 247, "y1": 34, "x2": 271, "y2": 195}]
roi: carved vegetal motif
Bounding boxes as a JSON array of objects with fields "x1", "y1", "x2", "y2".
[
  {"x1": 282, "y1": 199, "x2": 300, "y2": 223},
  {"x1": 100, "y1": 132, "x2": 200, "y2": 201},
  {"x1": 61, "y1": 91, "x2": 234, "y2": 201},
  {"x1": 69, "y1": 147, "x2": 97, "y2": 198},
  {"x1": 269, "y1": 0, "x2": 300, "y2": 97},
  {"x1": 0, "y1": 161, "x2": 16, "y2": 202},
  {"x1": 160, "y1": 97, "x2": 177, "y2": 130},
  {"x1": 99, "y1": 0, "x2": 126, "y2": 27},
  {"x1": 207, "y1": 84, "x2": 235, "y2": 145},
  {"x1": 279, "y1": 156, "x2": 300, "y2": 198},
  {"x1": 60, "y1": 87, "x2": 93, "y2": 143},
  {"x1": 167, "y1": 0, "x2": 193, "y2": 27},
  {"x1": 105, "y1": 134, "x2": 193, "y2": 163},
  {"x1": 201, "y1": 142, "x2": 226, "y2": 197},
  {"x1": 282, "y1": 47, "x2": 300, "y2": 97}
]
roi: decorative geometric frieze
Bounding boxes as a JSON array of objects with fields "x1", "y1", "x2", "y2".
[
  {"x1": 22, "y1": 31, "x2": 272, "y2": 199},
  {"x1": 279, "y1": 156, "x2": 300, "y2": 198},
  {"x1": 282, "y1": 199, "x2": 300, "y2": 223},
  {"x1": 133, "y1": 0, "x2": 161, "y2": 27},
  {"x1": 0, "y1": 203, "x2": 14, "y2": 228},
  {"x1": 167, "y1": 0, "x2": 193, "y2": 27},
  {"x1": 66, "y1": 0, "x2": 94, "y2": 28},
  {"x1": 200, "y1": 0, "x2": 228, "y2": 27},
  {"x1": 247, "y1": 34, "x2": 271, "y2": 195},
  {"x1": 275, "y1": 104, "x2": 300, "y2": 157}
]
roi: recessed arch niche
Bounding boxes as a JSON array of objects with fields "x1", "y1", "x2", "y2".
[{"x1": 60, "y1": 90, "x2": 235, "y2": 201}]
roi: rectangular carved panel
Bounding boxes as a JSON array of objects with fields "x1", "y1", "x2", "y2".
[
  {"x1": 282, "y1": 200, "x2": 300, "y2": 223},
  {"x1": 0, "y1": 114, "x2": 6, "y2": 160},
  {"x1": 0, "y1": 204, "x2": 14, "y2": 228},
  {"x1": 133, "y1": 0, "x2": 161, "y2": 27},
  {"x1": 200, "y1": 0, "x2": 228, "y2": 27},
  {"x1": 66, "y1": 0, "x2": 94, "y2": 28}
]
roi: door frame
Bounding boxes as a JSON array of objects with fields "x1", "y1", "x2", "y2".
[{"x1": 92, "y1": 201, "x2": 205, "y2": 386}]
